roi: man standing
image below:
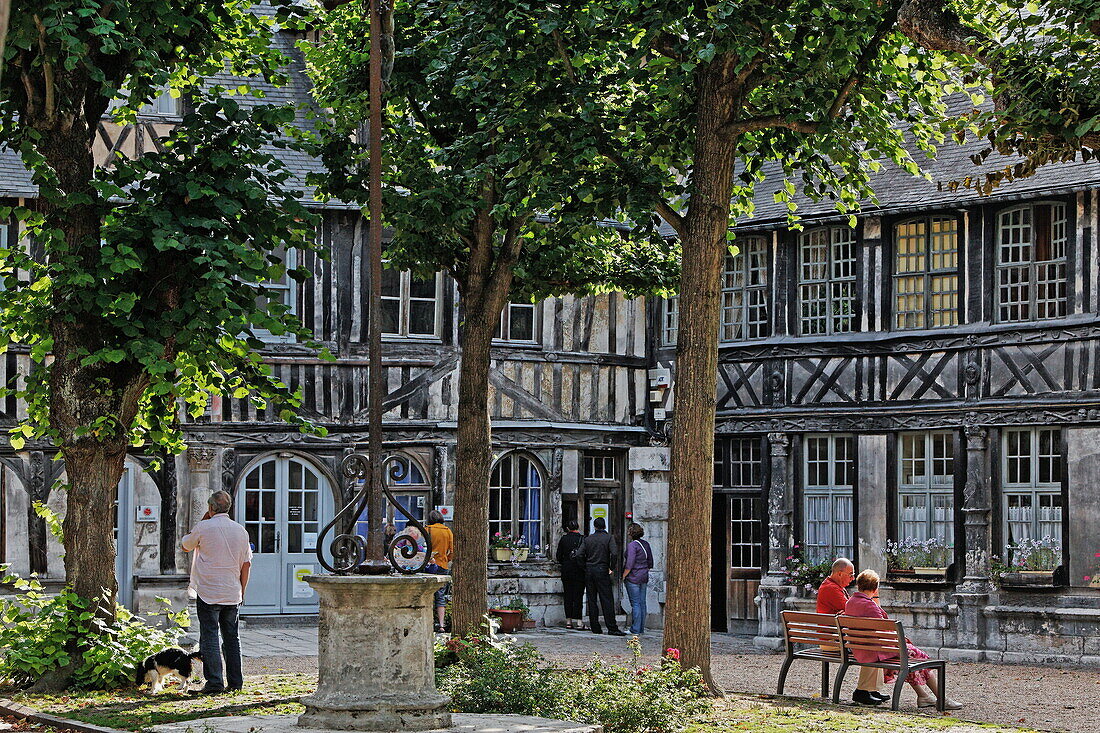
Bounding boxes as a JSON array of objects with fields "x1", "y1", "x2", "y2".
[
  {"x1": 182, "y1": 490, "x2": 252, "y2": 694},
  {"x1": 577, "y1": 516, "x2": 624, "y2": 635},
  {"x1": 816, "y1": 557, "x2": 885, "y2": 706}
]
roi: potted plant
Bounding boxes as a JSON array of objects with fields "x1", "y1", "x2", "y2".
[
  {"x1": 513, "y1": 536, "x2": 530, "y2": 562},
  {"x1": 886, "y1": 537, "x2": 950, "y2": 576},
  {"x1": 1001, "y1": 537, "x2": 1061, "y2": 586},
  {"x1": 505, "y1": 596, "x2": 534, "y2": 629},
  {"x1": 490, "y1": 533, "x2": 516, "y2": 562},
  {"x1": 487, "y1": 596, "x2": 528, "y2": 633},
  {"x1": 781, "y1": 545, "x2": 834, "y2": 594}
]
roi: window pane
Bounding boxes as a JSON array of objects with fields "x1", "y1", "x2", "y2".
[
  {"x1": 408, "y1": 300, "x2": 436, "y2": 336},
  {"x1": 508, "y1": 304, "x2": 535, "y2": 341}
]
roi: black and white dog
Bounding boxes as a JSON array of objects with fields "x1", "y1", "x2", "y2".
[{"x1": 135, "y1": 648, "x2": 203, "y2": 694}]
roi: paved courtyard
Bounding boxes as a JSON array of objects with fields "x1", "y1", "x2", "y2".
[{"x1": 235, "y1": 622, "x2": 1095, "y2": 733}]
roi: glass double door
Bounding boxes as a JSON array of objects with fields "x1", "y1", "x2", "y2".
[{"x1": 238, "y1": 455, "x2": 333, "y2": 614}]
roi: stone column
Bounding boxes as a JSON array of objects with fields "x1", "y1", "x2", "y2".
[
  {"x1": 299, "y1": 575, "x2": 451, "y2": 731},
  {"x1": 627, "y1": 447, "x2": 670, "y2": 630},
  {"x1": 755, "y1": 432, "x2": 793, "y2": 649},
  {"x1": 960, "y1": 425, "x2": 993, "y2": 593},
  {"x1": 185, "y1": 447, "x2": 219, "y2": 527}
]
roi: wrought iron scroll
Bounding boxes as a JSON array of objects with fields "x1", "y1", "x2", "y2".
[{"x1": 315, "y1": 452, "x2": 432, "y2": 575}]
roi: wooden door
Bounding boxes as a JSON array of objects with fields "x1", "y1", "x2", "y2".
[{"x1": 726, "y1": 494, "x2": 763, "y2": 633}]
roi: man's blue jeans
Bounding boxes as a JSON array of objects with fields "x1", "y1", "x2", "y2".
[
  {"x1": 196, "y1": 598, "x2": 243, "y2": 691},
  {"x1": 625, "y1": 580, "x2": 647, "y2": 635}
]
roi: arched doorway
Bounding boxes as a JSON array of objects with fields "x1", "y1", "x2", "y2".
[{"x1": 237, "y1": 454, "x2": 334, "y2": 614}]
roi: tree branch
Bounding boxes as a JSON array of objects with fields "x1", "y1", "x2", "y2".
[
  {"x1": 719, "y1": 116, "x2": 820, "y2": 135},
  {"x1": 551, "y1": 29, "x2": 577, "y2": 83},
  {"x1": 826, "y1": 0, "x2": 904, "y2": 119},
  {"x1": 651, "y1": 31, "x2": 685, "y2": 62}
]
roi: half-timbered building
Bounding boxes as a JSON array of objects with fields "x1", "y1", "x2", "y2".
[{"x1": 653, "y1": 150, "x2": 1100, "y2": 663}]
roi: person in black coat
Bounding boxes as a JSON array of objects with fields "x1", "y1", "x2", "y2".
[
  {"x1": 555, "y1": 520, "x2": 586, "y2": 629},
  {"x1": 575, "y1": 516, "x2": 624, "y2": 635}
]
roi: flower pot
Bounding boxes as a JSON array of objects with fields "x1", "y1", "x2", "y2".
[
  {"x1": 1001, "y1": 570, "x2": 1055, "y2": 587},
  {"x1": 514, "y1": 547, "x2": 530, "y2": 562},
  {"x1": 1089, "y1": 576, "x2": 1100, "y2": 589},
  {"x1": 913, "y1": 566, "x2": 947, "y2": 576},
  {"x1": 522, "y1": 619, "x2": 536, "y2": 630},
  {"x1": 493, "y1": 548, "x2": 513, "y2": 562},
  {"x1": 488, "y1": 608, "x2": 523, "y2": 633},
  {"x1": 1019, "y1": 569, "x2": 1055, "y2": 575}
]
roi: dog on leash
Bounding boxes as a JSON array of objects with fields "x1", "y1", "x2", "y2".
[{"x1": 135, "y1": 648, "x2": 203, "y2": 693}]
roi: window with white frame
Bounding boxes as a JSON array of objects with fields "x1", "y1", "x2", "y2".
[
  {"x1": 894, "y1": 217, "x2": 960, "y2": 330},
  {"x1": 803, "y1": 435, "x2": 855, "y2": 562},
  {"x1": 1002, "y1": 427, "x2": 1063, "y2": 562},
  {"x1": 489, "y1": 453, "x2": 544, "y2": 551},
  {"x1": 799, "y1": 227, "x2": 857, "y2": 335},
  {"x1": 713, "y1": 437, "x2": 763, "y2": 488},
  {"x1": 996, "y1": 203, "x2": 1068, "y2": 323},
  {"x1": 107, "y1": 87, "x2": 180, "y2": 118},
  {"x1": 898, "y1": 431, "x2": 955, "y2": 544},
  {"x1": 381, "y1": 269, "x2": 440, "y2": 337},
  {"x1": 253, "y1": 246, "x2": 298, "y2": 341},
  {"x1": 720, "y1": 237, "x2": 770, "y2": 341},
  {"x1": 583, "y1": 453, "x2": 618, "y2": 483},
  {"x1": 662, "y1": 296, "x2": 678, "y2": 345},
  {"x1": 494, "y1": 302, "x2": 537, "y2": 342}
]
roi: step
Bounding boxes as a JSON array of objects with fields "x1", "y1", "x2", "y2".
[{"x1": 241, "y1": 614, "x2": 318, "y2": 628}]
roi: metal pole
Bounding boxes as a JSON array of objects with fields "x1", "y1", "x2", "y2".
[{"x1": 364, "y1": 0, "x2": 386, "y2": 567}]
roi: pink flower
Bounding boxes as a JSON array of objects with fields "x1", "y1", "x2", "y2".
[
  {"x1": 664, "y1": 648, "x2": 680, "y2": 661},
  {"x1": 1085, "y1": 576, "x2": 1092, "y2": 582},
  {"x1": 1094, "y1": 552, "x2": 1100, "y2": 558}
]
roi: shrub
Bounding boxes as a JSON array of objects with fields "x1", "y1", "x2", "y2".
[
  {"x1": 780, "y1": 545, "x2": 833, "y2": 590},
  {"x1": 0, "y1": 572, "x2": 189, "y2": 689},
  {"x1": 436, "y1": 630, "x2": 709, "y2": 733}
]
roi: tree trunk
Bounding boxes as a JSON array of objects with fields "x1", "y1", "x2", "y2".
[
  {"x1": 662, "y1": 57, "x2": 741, "y2": 693},
  {"x1": 450, "y1": 212, "x2": 521, "y2": 637},
  {"x1": 450, "y1": 309, "x2": 497, "y2": 637},
  {"x1": 61, "y1": 442, "x2": 125, "y2": 612}
]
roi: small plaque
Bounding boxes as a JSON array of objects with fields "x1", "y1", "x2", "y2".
[
  {"x1": 136, "y1": 505, "x2": 159, "y2": 523},
  {"x1": 435, "y1": 505, "x2": 454, "y2": 521}
]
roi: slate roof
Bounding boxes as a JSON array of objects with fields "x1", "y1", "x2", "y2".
[{"x1": 0, "y1": 20, "x2": 357, "y2": 209}]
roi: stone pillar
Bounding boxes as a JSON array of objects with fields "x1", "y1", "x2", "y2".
[
  {"x1": 960, "y1": 425, "x2": 993, "y2": 593},
  {"x1": 755, "y1": 433, "x2": 793, "y2": 649},
  {"x1": 185, "y1": 447, "x2": 218, "y2": 527},
  {"x1": 950, "y1": 423, "x2": 992, "y2": 658},
  {"x1": 857, "y1": 434, "x2": 888, "y2": 578},
  {"x1": 627, "y1": 447, "x2": 669, "y2": 629},
  {"x1": 299, "y1": 575, "x2": 450, "y2": 731}
]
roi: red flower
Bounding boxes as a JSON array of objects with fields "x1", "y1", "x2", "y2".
[{"x1": 664, "y1": 647, "x2": 680, "y2": 661}]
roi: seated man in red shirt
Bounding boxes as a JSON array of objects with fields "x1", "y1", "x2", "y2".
[{"x1": 816, "y1": 558, "x2": 886, "y2": 706}]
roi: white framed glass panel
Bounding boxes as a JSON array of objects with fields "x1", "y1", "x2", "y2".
[
  {"x1": 730, "y1": 495, "x2": 763, "y2": 569},
  {"x1": 381, "y1": 269, "x2": 441, "y2": 338},
  {"x1": 996, "y1": 203, "x2": 1068, "y2": 323},
  {"x1": 494, "y1": 302, "x2": 537, "y2": 343},
  {"x1": 897, "y1": 431, "x2": 955, "y2": 544},
  {"x1": 803, "y1": 434, "x2": 855, "y2": 562},
  {"x1": 720, "y1": 237, "x2": 770, "y2": 341},
  {"x1": 583, "y1": 454, "x2": 617, "y2": 482},
  {"x1": 489, "y1": 453, "x2": 544, "y2": 550},
  {"x1": 1002, "y1": 427, "x2": 1063, "y2": 563},
  {"x1": 662, "y1": 297, "x2": 679, "y2": 345},
  {"x1": 799, "y1": 227, "x2": 857, "y2": 335},
  {"x1": 714, "y1": 437, "x2": 763, "y2": 489}
]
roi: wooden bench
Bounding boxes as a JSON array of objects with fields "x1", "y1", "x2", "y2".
[
  {"x1": 777, "y1": 610, "x2": 844, "y2": 698},
  {"x1": 832, "y1": 615, "x2": 947, "y2": 711}
]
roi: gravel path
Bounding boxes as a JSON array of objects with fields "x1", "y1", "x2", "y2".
[{"x1": 241, "y1": 629, "x2": 1098, "y2": 732}]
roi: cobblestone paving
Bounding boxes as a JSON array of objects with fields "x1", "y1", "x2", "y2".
[{"x1": 236, "y1": 624, "x2": 1095, "y2": 733}]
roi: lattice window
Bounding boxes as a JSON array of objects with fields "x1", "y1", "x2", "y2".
[
  {"x1": 714, "y1": 437, "x2": 764, "y2": 489},
  {"x1": 799, "y1": 227, "x2": 857, "y2": 335},
  {"x1": 803, "y1": 435, "x2": 855, "y2": 562},
  {"x1": 997, "y1": 203, "x2": 1068, "y2": 323},
  {"x1": 662, "y1": 296, "x2": 679, "y2": 345},
  {"x1": 898, "y1": 431, "x2": 955, "y2": 544},
  {"x1": 489, "y1": 453, "x2": 544, "y2": 551},
  {"x1": 583, "y1": 453, "x2": 618, "y2": 482},
  {"x1": 381, "y1": 269, "x2": 441, "y2": 337},
  {"x1": 1002, "y1": 428, "x2": 1063, "y2": 562},
  {"x1": 495, "y1": 302, "x2": 537, "y2": 342},
  {"x1": 893, "y1": 217, "x2": 960, "y2": 330},
  {"x1": 730, "y1": 495, "x2": 763, "y2": 569},
  {"x1": 720, "y1": 237, "x2": 770, "y2": 341}
]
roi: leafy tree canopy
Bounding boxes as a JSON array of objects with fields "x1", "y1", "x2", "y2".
[{"x1": 303, "y1": 0, "x2": 680, "y2": 303}]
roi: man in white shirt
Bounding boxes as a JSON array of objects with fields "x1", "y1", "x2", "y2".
[{"x1": 182, "y1": 490, "x2": 252, "y2": 694}]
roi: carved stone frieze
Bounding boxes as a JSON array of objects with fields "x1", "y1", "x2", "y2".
[{"x1": 185, "y1": 447, "x2": 218, "y2": 471}]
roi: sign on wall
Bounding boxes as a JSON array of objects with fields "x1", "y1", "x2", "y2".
[
  {"x1": 136, "y1": 505, "x2": 159, "y2": 523},
  {"x1": 292, "y1": 565, "x2": 315, "y2": 598},
  {"x1": 588, "y1": 503, "x2": 609, "y2": 534},
  {"x1": 436, "y1": 505, "x2": 454, "y2": 521}
]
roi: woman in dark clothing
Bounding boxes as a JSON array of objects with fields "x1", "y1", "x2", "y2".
[{"x1": 555, "y1": 520, "x2": 586, "y2": 629}]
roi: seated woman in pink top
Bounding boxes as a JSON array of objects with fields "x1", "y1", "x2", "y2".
[{"x1": 844, "y1": 570, "x2": 962, "y2": 710}]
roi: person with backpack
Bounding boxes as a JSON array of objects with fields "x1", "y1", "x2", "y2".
[
  {"x1": 554, "y1": 519, "x2": 586, "y2": 629},
  {"x1": 622, "y1": 522, "x2": 654, "y2": 636}
]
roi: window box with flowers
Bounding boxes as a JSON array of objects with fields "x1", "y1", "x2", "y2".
[
  {"x1": 885, "y1": 537, "x2": 951, "y2": 578},
  {"x1": 489, "y1": 533, "x2": 536, "y2": 562},
  {"x1": 997, "y1": 537, "x2": 1062, "y2": 587}
]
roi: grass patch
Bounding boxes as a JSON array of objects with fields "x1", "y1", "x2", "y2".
[
  {"x1": 10, "y1": 673, "x2": 314, "y2": 731},
  {"x1": 686, "y1": 696, "x2": 1043, "y2": 733}
]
